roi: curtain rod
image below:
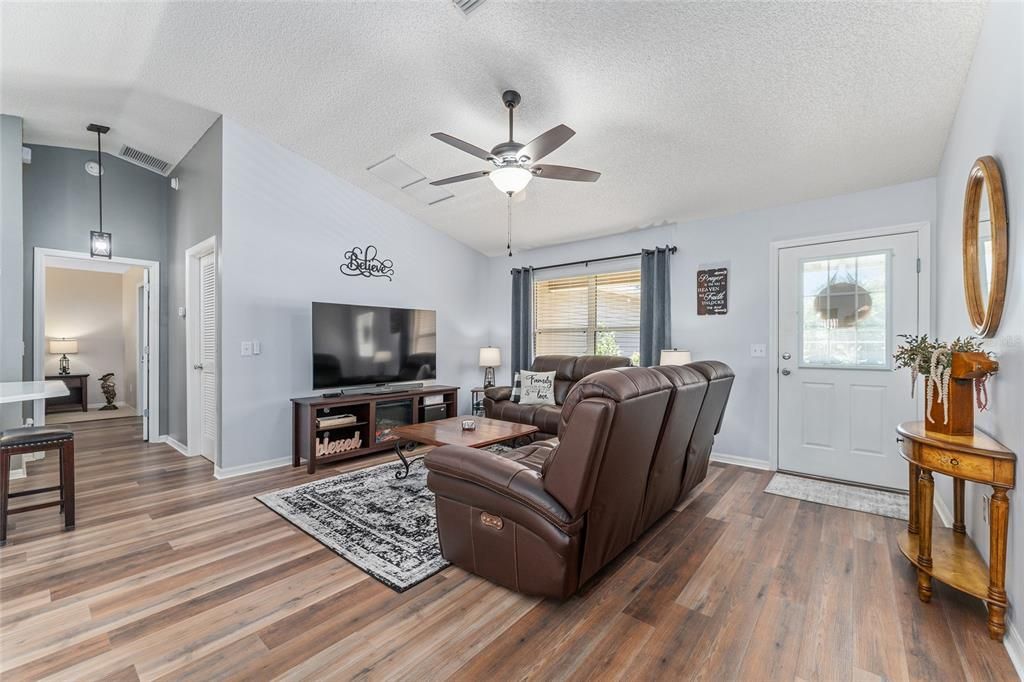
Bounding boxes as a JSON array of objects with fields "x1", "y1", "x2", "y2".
[{"x1": 510, "y1": 245, "x2": 677, "y2": 275}]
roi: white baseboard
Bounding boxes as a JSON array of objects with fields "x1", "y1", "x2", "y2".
[
  {"x1": 933, "y1": 489, "x2": 953, "y2": 529},
  {"x1": 710, "y1": 451, "x2": 772, "y2": 471},
  {"x1": 1005, "y1": 618, "x2": 1024, "y2": 680},
  {"x1": 214, "y1": 457, "x2": 292, "y2": 480},
  {"x1": 155, "y1": 435, "x2": 190, "y2": 457}
]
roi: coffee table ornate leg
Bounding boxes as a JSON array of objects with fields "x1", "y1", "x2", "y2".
[{"x1": 394, "y1": 441, "x2": 411, "y2": 480}]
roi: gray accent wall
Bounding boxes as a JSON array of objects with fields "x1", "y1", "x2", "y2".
[
  {"x1": 166, "y1": 118, "x2": 222, "y2": 446},
  {"x1": 22, "y1": 144, "x2": 170, "y2": 428},
  {"x1": 933, "y1": 0, "x2": 1022, "y2": 649},
  {"x1": 1, "y1": 115, "x2": 25, "y2": 446}
]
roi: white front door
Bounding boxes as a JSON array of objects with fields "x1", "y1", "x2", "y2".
[
  {"x1": 198, "y1": 251, "x2": 217, "y2": 461},
  {"x1": 777, "y1": 232, "x2": 920, "y2": 490}
]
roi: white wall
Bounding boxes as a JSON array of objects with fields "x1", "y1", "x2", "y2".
[
  {"x1": 484, "y1": 178, "x2": 936, "y2": 463},
  {"x1": 44, "y1": 267, "x2": 127, "y2": 405},
  {"x1": 218, "y1": 118, "x2": 489, "y2": 473},
  {"x1": 933, "y1": 0, "x2": 1023, "y2": 652}
]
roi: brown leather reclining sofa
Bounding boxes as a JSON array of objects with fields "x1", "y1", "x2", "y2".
[
  {"x1": 483, "y1": 355, "x2": 632, "y2": 440},
  {"x1": 425, "y1": 362, "x2": 734, "y2": 599}
]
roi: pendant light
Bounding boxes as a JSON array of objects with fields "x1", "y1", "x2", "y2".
[{"x1": 87, "y1": 123, "x2": 112, "y2": 258}]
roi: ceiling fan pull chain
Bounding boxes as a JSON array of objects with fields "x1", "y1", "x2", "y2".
[{"x1": 507, "y1": 192, "x2": 513, "y2": 257}]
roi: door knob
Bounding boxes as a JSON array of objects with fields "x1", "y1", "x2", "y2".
[
  {"x1": 782, "y1": 352, "x2": 792, "y2": 360},
  {"x1": 781, "y1": 368, "x2": 791, "y2": 376},
  {"x1": 193, "y1": 363, "x2": 204, "y2": 370}
]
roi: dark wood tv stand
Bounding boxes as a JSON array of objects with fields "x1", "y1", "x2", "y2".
[{"x1": 291, "y1": 384, "x2": 459, "y2": 473}]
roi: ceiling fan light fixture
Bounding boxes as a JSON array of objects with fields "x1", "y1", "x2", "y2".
[{"x1": 489, "y1": 166, "x2": 532, "y2": 194}]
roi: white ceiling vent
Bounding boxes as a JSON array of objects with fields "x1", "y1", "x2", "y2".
[
  {"x1": 119, "y1": 144, "x2": 170, "y2": 175},
  {"x1": 452, "y1": 0, "x2": 487, "y2": 16}
]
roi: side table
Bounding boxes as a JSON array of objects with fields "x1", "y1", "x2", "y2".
[{"x1": 896, "y1": 420, "x2": 1015, "y2": 641}]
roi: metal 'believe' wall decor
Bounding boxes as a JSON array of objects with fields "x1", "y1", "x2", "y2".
[{"x1": 340, "y1": 245, "x2": 395, "y2": 281}]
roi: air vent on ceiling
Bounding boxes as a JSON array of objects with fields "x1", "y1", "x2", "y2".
[
  {"x1": 452, "y1": 0, "x2": 487, "y2": 15},
  {"x1": 119, "y1": 144, "x2": 171, "y2": 175}
]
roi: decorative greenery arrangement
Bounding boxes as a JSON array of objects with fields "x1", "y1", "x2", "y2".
[{"x1": 893, "y1": 334, "x2": 991, "y2": 423}]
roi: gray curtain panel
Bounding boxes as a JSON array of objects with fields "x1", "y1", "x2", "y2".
[
  {"x1": 510, "y1": 267, "x2": 533, "y2": 383},
  {"x1": 640, "y1": 247, "x2": 672, "y2": 366}
]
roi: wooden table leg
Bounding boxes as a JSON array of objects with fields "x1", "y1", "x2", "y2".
[
  {"x1": 916, "y1": 468, "x2": 934, "y2": 603},
  {"x1": 61, "y1": 440, "x2": 75, "y2": 530},
  {"x1": 987, "y1": 487, "x2": 1009, "y2": 640},
  {"x1": 953, "y1": 478, "x2": 966, "y2": 534},
  {"x1": 908, "y1": 461, "x2": 919, "y2": 534},
  {"x1": 0, "y1": 452, "x2": 10, "y2": 546}
]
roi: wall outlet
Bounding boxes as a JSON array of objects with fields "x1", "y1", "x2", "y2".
[
  {"x1": 240, "y1": 341, "x2": 253, "y2": 357},
  {"x1": 750, "y1": 344, "x2": 767, "y2": 358},
  {"x1": 982, "y1": 494, "x2": 990, "y2": 523}
]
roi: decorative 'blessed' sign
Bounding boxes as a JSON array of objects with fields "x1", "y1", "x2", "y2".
[
  {"x1": 697, "y1": 267, "x2": 728, "y2": 315},
  {"x1": 340, "y1": 245, "x2": 395, "y2": 281}
]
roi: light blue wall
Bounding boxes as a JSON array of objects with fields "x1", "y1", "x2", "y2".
[
  {"x1": 167, "y1": 118, "x2": 223, "y2": 446},
  {"x1": 485, "y1": 177, "x2": 937, "y2": 464},
  {"x1": 1, "y1": 115, "x2": 25, "y2": 442},
  {"x1": 933, "y1": 0, "x2": 1023, "y2": 645},
  {"x1": 21, "y1": 144, "x2": 170, "y2": 428},
  {"x1": 218, "y1": 118, "x2": 489, "y2": 473}
]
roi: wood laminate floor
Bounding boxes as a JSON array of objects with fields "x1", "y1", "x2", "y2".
[{"x1": 0, "y1": 419, "x2": 1017, "y2": 681}]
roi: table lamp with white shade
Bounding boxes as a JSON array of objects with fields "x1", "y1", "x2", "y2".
[
  {"x1": 659, "y1": 349, "x2": 692, "y2": 365},
  {"x1": 479, "y1": 346, "x2": 501, "y2": 388},
  {"x1": 49, "y1": 338, "x2": 79, "y2": 375}
]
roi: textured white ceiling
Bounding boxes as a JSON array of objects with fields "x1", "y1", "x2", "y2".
[{"x1": 2, "y1": 2, "x2": 985, "y2": 255}]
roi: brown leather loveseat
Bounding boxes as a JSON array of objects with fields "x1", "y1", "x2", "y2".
[
  {"x1": 483, "y1": 354, "x2": 632, "y2": 440},
  {"x1": 425, "y1": 362, "x2": 734, "y2": 599}
]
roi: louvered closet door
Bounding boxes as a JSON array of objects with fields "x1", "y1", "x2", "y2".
[{"x1": 199, "y1": 252, "x2": 217, "y2": 461}]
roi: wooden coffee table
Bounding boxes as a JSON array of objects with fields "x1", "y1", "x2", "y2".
[{"x1": 388, "y1": 415, "x2": 538, "y2": 479}]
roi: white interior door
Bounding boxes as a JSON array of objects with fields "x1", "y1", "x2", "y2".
[
  {"x1": 137, "y1": 276, "x2": 149, "y2": 441},
  {"x1": 198, "y1": 252, "x2": 217, "y2": 461},
  {"x1": 777, "y1": 232, "x2": 920, "y2": 490}
]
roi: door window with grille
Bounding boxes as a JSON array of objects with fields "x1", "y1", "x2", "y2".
[{"x1": 534, "y1": 270, "x2": 641, "y2": 365}]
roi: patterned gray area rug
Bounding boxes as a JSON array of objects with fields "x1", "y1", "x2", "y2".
[
  {"x1": 765, "y1": 472, "x2": 908, "y2": 520},
  {"x1": 257, "y1": 445, "x2": 513, "y2": 592}
]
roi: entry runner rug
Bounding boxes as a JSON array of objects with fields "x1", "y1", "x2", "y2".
[{"x1": 764, "y1": 472, "x2": 908, "y2": 520}]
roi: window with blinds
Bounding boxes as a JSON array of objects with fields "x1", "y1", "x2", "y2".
[{"x1": 534, "y1": 269, "x2": 641, "y2": 365}]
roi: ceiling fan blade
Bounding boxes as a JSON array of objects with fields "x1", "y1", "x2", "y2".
[
  {"x1": 430, "y1": 133, "x2": 494, "y2": 161},
  {"x1": 519, "y1": 124, "x2": 575, "y2": 163},
  {"x1": 430, "y1": 170, "x2": 490, "y2": 186},
  {"x1": 531, "y1": 164, "x2": 601, "y2": 182}
]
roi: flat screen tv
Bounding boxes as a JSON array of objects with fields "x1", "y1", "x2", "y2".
[{"x1": 312, "y1": 302, "x2": 437, "y2": 390}]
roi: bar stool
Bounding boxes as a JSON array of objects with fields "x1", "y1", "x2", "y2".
[{"x1": 0, "y1": 425, "x2": 75, "y2": 546}]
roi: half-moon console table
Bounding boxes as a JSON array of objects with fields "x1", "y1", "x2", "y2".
[{"x1": 896, "y1": 420, "x2": 1015, "y2": 641}]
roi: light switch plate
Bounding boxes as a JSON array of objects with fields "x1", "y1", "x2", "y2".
[
  {"x1": 241, "y1": 341, "x2": 253, "y2": 357},
  {"x1": 252, "y1": 340, "x2": 262, "y2": 355},
  {"x1": 750, "y1": 344, "x2": 767, "y2": 358}
]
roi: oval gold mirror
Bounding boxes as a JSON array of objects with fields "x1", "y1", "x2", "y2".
[{"x1": 963, "y1": 156, "x2": 1008, "y2": 337}]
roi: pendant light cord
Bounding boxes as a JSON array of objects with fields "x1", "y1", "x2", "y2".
[{"x1": 96, "y1": 129, "x2": 103, "y2": 231}]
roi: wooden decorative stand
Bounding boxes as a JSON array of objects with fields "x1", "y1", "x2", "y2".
[
  {"x1": 896, "y1": 420, "x2": 1015, "y2": 641},
  {"x1": 291, "y1": 385, "x2": 458, "y2": 474}
]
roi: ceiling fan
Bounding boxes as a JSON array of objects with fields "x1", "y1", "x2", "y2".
[{"x1": 430, "y1": 90, "x2": 601, "y2": 195}]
